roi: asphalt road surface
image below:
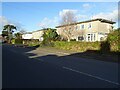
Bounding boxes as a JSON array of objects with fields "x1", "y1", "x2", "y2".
[{"x1": 2, "y1": 44, "x2": 119, "y2": 88}]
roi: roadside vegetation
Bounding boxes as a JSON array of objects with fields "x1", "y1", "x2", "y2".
[
  {"x1": 53, "y1": 41, "x2": 100, "y2": 52},
  {"x1": 40, "y1": 28, "x2": 120, "y2": 54},
  {"x1": 2, "y1": 24, "x2": 17, "y2": 43},
  {"x1": 2, "y1": 24, "x2": 119, "y2": 54},
  {"x1": 107, "y1": 28, "x2": 120, "y2": 52},
  {"x1": 40, "y1": 28, "x2": 60, "y2": 47}
]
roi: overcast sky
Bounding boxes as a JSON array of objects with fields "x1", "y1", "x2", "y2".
[{"x1": 1, "y1": 2, "x2": 119, "y2": 33}]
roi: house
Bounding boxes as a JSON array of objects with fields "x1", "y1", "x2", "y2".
[
  {"x1": 56, "y1": 18, "x2": 115, "y2": 42},
  {"x1": 22, "y1": 30, "x2": 44, "y2": 41},
  {"x1": 22, "y1": 32, "x2": 33, "y2": 40},
  {"x1": 32, "y1": 30, "x2": 44, "y2": 41}
]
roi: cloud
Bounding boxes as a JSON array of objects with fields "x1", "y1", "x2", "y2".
[
  {"x1": 92, "y1": 10, "x2": 118, "y2": 22},
  {"x1": 0, "y1": 16, "x2": 26, "y2": 33},
  {"x1": 59, "y1": 9, "x2": 89, "y2": 22},
  {"x1": 83, "y1": 3, "x2": 91, "y2": 8},
  {"x1": 0, "y1": 16, "x2": 10, "y2": 33},
  {"x1": 59, "y1": 9, "x2": 78, "y2": 17},
  {"x1": 0, "y1": 16, "x2": 10, "y2": 26},
  {"x1": 38, "y1": 17, "x2": 59, "y2": 28}
]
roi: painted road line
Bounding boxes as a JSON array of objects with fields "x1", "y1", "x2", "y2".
[
  {"x1": 9, "y1": 49, "x2": 119, "y2": 86},
  {"x1": 62, "y1": 66, "x2": 119, "y2": 86}
]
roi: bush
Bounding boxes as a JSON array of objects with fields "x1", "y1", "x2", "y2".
[
  {"x1": 11, "y1": 39, "x2": 23, "y2": 44},
  {"x1": 15, "y1": 39, "x2": 23, "y2": 44},
  {"x1": 23, "y1": 39, "x2": 41, "y2": 46},
  {"x1": 107, "y1": 29, "x2": 120, "y2": 52},
  {"x1": 53, "y1": 41, "x2": 100, "y2": 52},
  {"x1": 100, "y1": 41, "x2": 110, "y2": 53},
  {"x1": 41, "y1": 28, "x2": 59, "y2": 47},
  {"x1": 11, "y1": 39, "x2": 15, "y2": 44}
]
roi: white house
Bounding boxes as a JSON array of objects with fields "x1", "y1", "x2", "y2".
[
  {"x1": 56, "y1": 18, "x2": 115, "y2": 42},
  {"x1": 22, "y1": 32, "x2": 33, "y2": 39},
  {"x1": 32, "y1": 30, "x2": 44, "y2": 41},
  {"x1": 22, "y1": 30, "x2": 44, "y2": 41}
]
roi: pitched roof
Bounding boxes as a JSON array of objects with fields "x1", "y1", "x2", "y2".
[
  {"x1": 56, "y1": 18, "x2": 116, "y2": 28},
  {"x1": 23, "y1": 32, "x2": 32, "y2": 34},
  {"x1": 32, "y1": 28, "x2": 56, "y2": 33}
]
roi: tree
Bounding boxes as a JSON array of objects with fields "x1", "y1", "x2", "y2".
[
  {"x1": 3, "y1": 24, "x2": 17, "y2": 43},
  {"x1": 2, "y1": 30, "x2": 8, "y2": 37},
  {"x1": 19, "y1": 30, "x2": 26, "y2": 34},
  {"x1": 14, "y1": 32, "x2": 22, "y2": 39},
  {"x1": 60, "y1": 10, "x2": 77, "y2": 42},
  {"x1": 42, "y1": 28, "x2": 59, "y2": 46}
]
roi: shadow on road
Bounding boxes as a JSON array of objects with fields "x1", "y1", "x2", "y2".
[
  {"x1": 2, "y1": 43, "x2": 119, "y2": 88},
  {"x1": 12, "y1": 42, "x2": 119, "y2": 63}
]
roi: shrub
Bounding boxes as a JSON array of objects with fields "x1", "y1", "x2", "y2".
[
  {"x1": 107, "y1": 29, "x2": 120, "y2": 52},
  {"x1": 23, "y1": 39, "x2": 41, "y2": 46},
  {"x1": 53, "y1": 41, "x2": 100, "y2": 52},
  {"x1": 11, "y1": 39, "x2": 15, "y2": 44},
  {"x1": 41, "y1": 28, "x2": 59, "y2": 46},
  {"x1": 11, "y1": 39, "x2": 23, "y2": 44},
  {"x1": 15, "y1": 39, "x2": 23, "y2": 44}
]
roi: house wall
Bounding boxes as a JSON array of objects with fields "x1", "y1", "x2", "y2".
[
  {"x1": 22, "y1": 34, "x2": 33, "y2": 39},
  {"x1": 98, "y1": 21, "x2": 113, "y2": 33},
  {"x1": 32, "y1": 30, "x2": 44, "y2": 41},
  {"x1": 56, "y1": 20, "x2": 114, "y2": 42}
]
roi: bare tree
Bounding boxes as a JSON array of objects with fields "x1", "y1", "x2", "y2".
[
  {"x1": 73, "y1": 29, "x2": 85, "y2": 41},
  {"x1": 19, "y1": 30, "x2": 26, "y2": 34},
  {"x1": 60, "y1": 10, "x2": 77, "y2": 42}
]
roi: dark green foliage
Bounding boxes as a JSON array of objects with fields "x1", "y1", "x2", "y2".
[
  {"x1": 42, "y1": 28, "x2": 59, "y2": 46},
  {"x1": 100, "y1": 41, "x2": 110, "y2": 53},
  {"x1": 43, "y1": 28, "x2": 59, "y2": 41},
  {"x1": 107, "y1": 28, "x2": 120, "y2": 52},
  {"x1": 3, "y1": 24, "x2": 16, "y2": 31},
  {"x1": 23, "y1": 39, "x2": 40, "y2": 46},
  {"x1": 2, "y1": 31, "x2": 8, "y2": 37},
  {"x1": 53, "y1": 41, "x2": 101, "y2": 52},
  {"x1": 15, "y1": 39, "x2": 23, "y2": 44},
  {"x1": 11, "y1": 39, "x2": 23, "y2": 44},
  {"x1": 3, "y1": 24, "x2": 17, "y2": 43},
  {"x1": 107, "y1": 29, "x2": 119, "y2": 43},
  {"x1": 14, "y1": 32, "x2": 22, "y2": 39}
]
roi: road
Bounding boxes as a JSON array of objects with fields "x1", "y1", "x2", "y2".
[{"x1": 2, "y1": 44, "x2": 119, "y2": 88}]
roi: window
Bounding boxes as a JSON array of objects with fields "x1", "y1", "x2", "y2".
[
  {"x1": 94, "y1": 34, "x2": 95, "y2": 41},
  {"x1": 76, "y1": 26, "x2": 78, "y2": 30},
  {"x1": 81, "y1": 25, "x2": 84, "y2": 29},
  {"x1": 87, "y1": 34, "x2": 95, "y2": 42},
  {"x1": 91, "y1": 34, "x2": 93, "y2": 41},
  {"x1": 78, "y1": 36, "x2": 84, "y2": 40},
  {"x1": 88, "y1": 34, "x2": 90, "y2": 41},
  {"x1": 88, "y1": 23, "x2": 91, "y2": 29}
]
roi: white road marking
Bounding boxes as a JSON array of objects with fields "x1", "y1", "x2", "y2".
[
  {"x1": 9, "y1": 49, "x2": 119, "y2": 86},
  {"x1": 62, "y1": 66, "x2": 120, "y2": 85}
]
